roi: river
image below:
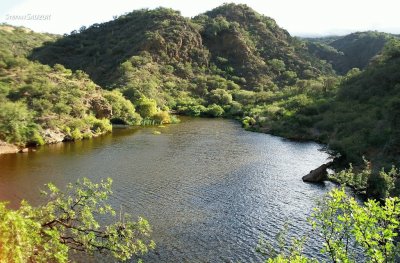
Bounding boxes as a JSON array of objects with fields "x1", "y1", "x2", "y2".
[{"x1": 0, "y1": 117, "x2": 334, "y2": 262}]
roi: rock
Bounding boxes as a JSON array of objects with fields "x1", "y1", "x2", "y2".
[
  {"x1": 41, "y1": 128, "x2": 65, "y2": 144},
  {"x1": 90, "y1": 95, "x2": 112, "y2": 119},
  {"x1": 0, "y1": 140, "x2": 19, "y2": 155},
  {"x1": 302, "y1": 162, "x2": 333, "y2": 183},
  {"x1": 19, "y1": 148, "x2": 29, "y2": 153}
]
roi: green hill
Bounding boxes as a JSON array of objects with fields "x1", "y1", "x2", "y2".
[
  {"x1": 0, "y1": 25, "x2": 141, "y2": 146},
  {"x1": 305, "y1": 31, "x2": 398, "y2": 74},
  {"x1": 267, "y1": 39, "x2": 400, "y2": 166},
  {"x1": 1, "y1": 5, "x2": 400, "y2": 198},
  {"x1": 31, "y1": 5, "x2": 332, "y2": 90}
]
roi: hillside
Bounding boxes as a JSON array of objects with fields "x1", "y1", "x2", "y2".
[
  {"x1": 0, "y1": 25, "x2": 146, "y2": 147},
  {"x1": 31, "y1": 5, "x2": 332, "y2": 90},
  {"x1": 1, "y1": 4, "x2": 400, "y2": 197},
  {"x1": 262, "y1": 38, "x2": 400, "y2": 180},
  {"x1": 305, "y1": 31, "x2": 397, "y2": 74}
]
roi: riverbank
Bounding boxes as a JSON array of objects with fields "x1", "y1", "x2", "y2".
[
  {"x1": 0, "y1": 117, "x2": 332, "y2": 262},
  {"x1": 0, "y1": 140, "x2": 19, "y2": 154}
]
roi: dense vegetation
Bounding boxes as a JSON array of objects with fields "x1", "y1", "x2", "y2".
[
  {"x1": 305, "y1": 31, "x2": 398, "y2": 74},
  {"x1": 0, "y1": 178, "x2": 154, "y2": 262},
  {"x1": 0, "y1": 25, "x2": 174, "y2": 147},
  {"x1": 1, "y1": 4, "x2": 400, "y2": 261},
  {"x1": 1, "y1": 168, "x2": 398, "y2": 262},
  {"x1": 261, "y1": 186, "x2": 400, "y2": 263},
  {"x1": 1, "y1": 4, "x2": 400, "y2": 198}
]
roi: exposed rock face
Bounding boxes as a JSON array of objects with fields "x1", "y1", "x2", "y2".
[
  {"x1": 302, "y1": 162, "x2": 333, "y2": 183},
  {"x1": 90, "y1": 95, "x2": 112, "y2": 119},
  {"x1": 41, "y1": 129, "x2": 65, "y2": 144},
  {"x1": 0, "y1": 140, "x2": 19, "y2": 154}
]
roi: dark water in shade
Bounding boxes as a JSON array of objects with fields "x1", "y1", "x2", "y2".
[{"x1": 0, "y1": 117, "x2": 335, "y2": 262}]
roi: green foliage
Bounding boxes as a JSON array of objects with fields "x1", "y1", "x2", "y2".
[
  {"x1": 0, "y1": 101, "x2": 43, "y2": 146},
  {"x1": 306, "y1": 31, "x2": 397, "y2": 74},
  {"x1": 242, "y1": 116, "x2": 256, "y2": 129},
  {"x1": 103, "y1": 90, "x2": 142, "y2": 125},
  {"x1": 152, "y1": 111, "x2": 171, "y2": 124},
  {"x1": 311, "y1": 188, "x2": 400, "y2": 263},
  {"x1": 265, "y1": 187, "x2": 400, "y2": 263},
  {"x1": 329, "y1": 159, "x2": 371, "y2": 193},
  {"x1": 206, "y1": 104, "x2": 225, "y2": 117},
  {"x1": 136, "y1": 97, "x2": 158, "y2": 118},
  {"x1": 0, "y1": 178, "x2": 154, "y2": 262},
  {"x1": 208, "y1": 89, "x2": 233, "y2": 105}
]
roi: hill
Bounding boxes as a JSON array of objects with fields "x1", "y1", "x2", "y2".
[
  {"x1": 1, "y1": 5, "x2": 400, "y2": 198},
  {"x1": 0, "y1": 25, "x2": 143, "y2": 147},
  {"x1": 305, "y1": 31, "x2": 398, "y2": 74},
  {"x1": 31, "y1": 5, "x2": 332, "y2": 90},
  {"x1": 259, "y1": 39, "x2": 400, "y2": 194}
]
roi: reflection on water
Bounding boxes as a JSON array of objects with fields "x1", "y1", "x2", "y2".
[{"x1": 0, "y1": 117, "x2": 333, "y2": 262}]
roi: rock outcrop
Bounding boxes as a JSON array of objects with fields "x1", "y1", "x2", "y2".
[
  {"x1": 0, "y1": 140, "x2": 19, "y2": 155},
  {"x1": 302, "y1": 162, "x2": 333, "y2": 183},
  {"x1": 90, "y1": 95, "x2": 113, "y2": 119},
  {"x1": 41, "y1": 129, "x2": 65, "y2": 144}
]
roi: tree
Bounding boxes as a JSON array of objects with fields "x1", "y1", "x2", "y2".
[
  {"x1": 206, "y1": 104, "x2": 225, "y2": 117},
  {"x1": 269, "y1": 59, "x2": 285, "y2": 73},
  {"x1": 311, "y1": 188, "x2": 400, "y2": 263},
  {"x1": 103, "y1": 90, "x2": 142, "y2": 125},
  {"x1": 0, "y1": 101, "x2": 43, "y2": 146},
  {"x1": 136, "y1": 97, "x2": 158, "y2": 119},
  {"x1": 208, "y1": 89, "x2": 233, "y2": 105},
  {"x1": 0, "y1": 178, "x2": 155, "y2": 262},
  {"x1": 262, "y1": 187, "x2": 400, "y2": 263}
]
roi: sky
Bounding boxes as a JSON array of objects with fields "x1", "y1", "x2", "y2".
[{"x1": 0, "y1": 0, "x2": 399, "y2": 37}]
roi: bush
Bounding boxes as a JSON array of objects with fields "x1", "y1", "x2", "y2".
[
  {"x1": 70, "y1": 128, "x2": 83, "y2": 141},
  {"x1": 206, "y1": 104, "x2": 225, "y2": 117},
  {"x1": 242, "y1": 116, "x2": 256, "y2": 128},
  {"x1": 0, "y1": 101, "x2": 41, "y2": 146},
  {"x1": 152, "y1": 111, "x2": 171, "y2": 124},
  {"x1": 136, "y1": 97, "x2": 158, "y2": 118},
  {"x1": 104, "y1": 90, "x2": 141, "y2": 125},
  {"x1": 208, "y1": 89, "x2": 233, "y2": 105},
  {"x1": 178, "y1": 105, "x2": 207, "y2": 116},
  {"x1": 0, "y1": 178, "x2": 155, "y2": 262}
]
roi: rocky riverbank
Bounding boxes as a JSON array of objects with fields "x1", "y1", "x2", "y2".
[{"x1": 0, "y1": 140, "x2": 19, "y2": 154}]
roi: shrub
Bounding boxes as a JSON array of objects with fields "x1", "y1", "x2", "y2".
[
  {"x1": 206, "y1": 104, "x2": 225, "y2": 117},
  {"x1": 152, "y1": 111, "x2": 171, "y2": 124}
]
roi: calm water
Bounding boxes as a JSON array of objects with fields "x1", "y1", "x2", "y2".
[{"x1": 0, "y1": 117, "x2": 334, "y2": 262}]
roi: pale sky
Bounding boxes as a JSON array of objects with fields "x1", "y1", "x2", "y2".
[{"x1": 0, "y1": 0, "x2": 399, "y2": 37}]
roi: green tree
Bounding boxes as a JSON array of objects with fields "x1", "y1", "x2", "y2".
[
  {"x1": 263, "y1": 187, "x2": 400, "y2": 263},
  {"x1": 0, "y1": 178, "x2": 155, "y2": 262},
  {"x1": 103, "y1": 90, "x2": 142, "y2": 125},
  {"x1": 206, "y1": 104, "x2": 225, "y2": 117},
  {"x1": 136, "y1": 97, "x2": 158, "y2": 118},
  {"x1": 0, "y1": 101, "x2": 43, "y2": 145},
  {"x1": 208, "y1": 89, "x2": 233, "y2": 105}
]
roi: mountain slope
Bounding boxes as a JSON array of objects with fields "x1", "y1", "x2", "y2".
[
  {"x1": 195, "y1": 4, "x2": 333, "y2": 88},
  {"x1": 0, "y1": 25, "x2": 141, "y2": 146},
  {"x1": 30, "y1": 8, "x2": 210, "y2": 87},
  {"x1": 269, "y1": 39, "x2": 400, "y2": 166},
  {"x1": 31, "y1": 5, "x2": 332, "y2": 91},
  {"x1": 306, "y1": 31, "x2": 398, "y2": 74}
]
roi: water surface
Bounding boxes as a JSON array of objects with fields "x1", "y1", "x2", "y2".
[{"x1": 0, "y1": 117, "x2": 334, "y2": 262}]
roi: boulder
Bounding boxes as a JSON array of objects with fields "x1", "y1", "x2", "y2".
[
  {"x1": 41, "y1": 128, "x2": 65, "y2": 144},
  {"x1": 302, "y1": 162, "x2": 333, "y2": 183},
  {"x1": 0, "y1": 140, "x2": 19, "y2": 154}
]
